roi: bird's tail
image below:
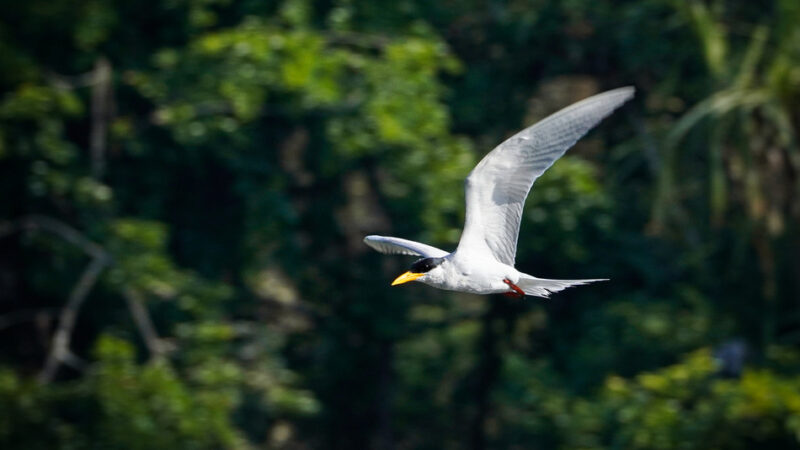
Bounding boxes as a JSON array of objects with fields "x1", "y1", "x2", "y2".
[{"x1": 517, "y1": 274, "x2": 607, "y2": 298}]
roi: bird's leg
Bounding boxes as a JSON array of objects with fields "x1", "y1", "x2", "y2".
[{"x1": 502, "y1": 279, "x2": 525, "y2": 298}]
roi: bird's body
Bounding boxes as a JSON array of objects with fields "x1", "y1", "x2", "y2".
[
  {"x1": 365, "y1": 87, "x2": 635, "y2": 298},
  {"x1": 419, "y1": 251, "x2": 518, "y2": 295}
]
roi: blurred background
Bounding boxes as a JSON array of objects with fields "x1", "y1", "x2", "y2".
[{"x1": 1, "y1": 0, "x2": 799, "y2": 448}]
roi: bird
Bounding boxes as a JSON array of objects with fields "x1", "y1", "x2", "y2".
[{"x1": 364, "y1": 87, "x2": 634, "y2": 298}]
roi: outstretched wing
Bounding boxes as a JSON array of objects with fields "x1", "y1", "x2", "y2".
[
  {"x1": 456, "y1": 87, "x2": 635, "y2": 265},
  {"x1": 363, "y1": 235, "x2": 449, "y2": 258}
]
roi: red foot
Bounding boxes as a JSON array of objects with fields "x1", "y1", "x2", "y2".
[{"x1": 502, "y1": 279, "x2": 525, "y2": 298}]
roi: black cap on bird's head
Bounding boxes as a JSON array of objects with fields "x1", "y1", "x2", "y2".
[{"x1": 392, "y1": 257, "x2": 444, "y2": 286}]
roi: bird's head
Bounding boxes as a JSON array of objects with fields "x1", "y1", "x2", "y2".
[{"x1": 391, "y1": 257, "x2": 445, "y2": 286}]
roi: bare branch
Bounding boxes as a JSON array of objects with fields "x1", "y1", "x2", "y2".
[
  {"x1": 38, "y1": 253, "x2": 110, "y2": 383},
  {"x1": 0, "y1": 215, "x2": 107, "y2": 260},
  {"x1": 61, "y1": 350, "x2": 87, "y2": 371},
  {"x1": 46, "y1": 70, "x2": 100, "y2": 90},
  {"x1": 123, "y1": 288, "x2": 167, "y2": 360},
  {"x1": 90, "y1": 58, "x2": 113, "y2": 179},
  {"x1": 0, "y1": 214, "x2": 113, "y2": 382},
  {"x1": 3, "y1": 215, "x2": 173, "y2": 376}
]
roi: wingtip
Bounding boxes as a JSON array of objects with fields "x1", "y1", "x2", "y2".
[
  {"x1": 607, "y1": 86, "x2": 635, "y2": 99},
  {"x1": 622, "y1": 86, "x2": 635, "y2": 98},
  {"x1": 363, "y1": 235, "x2": 378, "y2": 249},
  {"x1": 577, "y1": 87, "x2": 634, "y2": 111}
]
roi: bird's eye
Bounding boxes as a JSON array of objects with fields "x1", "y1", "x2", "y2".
[
  {"x1": 410, "y1": 258, "x2": 429, "y2": 273},
  {"x1": 410, "y1": 257, "x2": 442, "y2": 273}
]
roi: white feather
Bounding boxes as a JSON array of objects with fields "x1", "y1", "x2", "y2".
[
  {"x1": 363, "y1": 87, "x2": 635, "y2": 296},
  {"x1": 455, "y1": 87, "x2": 635, "y2": 265},
  {"x1": 363, "y1": 235, "x2": 449, "y2": 258}
]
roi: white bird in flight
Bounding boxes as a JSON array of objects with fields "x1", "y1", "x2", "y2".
[{"x1": 364, "y1": 87, "x2": 634, "y2": 298}]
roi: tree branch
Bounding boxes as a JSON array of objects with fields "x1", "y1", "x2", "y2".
[
  {"x1": 2, "y1": 214, "x2": 176, "y2": 378},
  {"x1": 123, "y1": 288, "x2": 167, "y2": 360},
  {"x1": 0, "y1": 215, "x2": 107, "y2": 259},
  {"x1": 38, "y1": 253, "x2": 110, "y2": 383},
  {"x1": 0, "y1": 215, "x2": 112, "y2": 382},
  {"x1": 90, "y1": 58, "x2": 113, "y2": 179},
  {"x1": 46, "y1": 70, "x2": 101, "y2": 90}
]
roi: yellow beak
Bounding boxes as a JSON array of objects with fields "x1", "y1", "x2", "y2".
[{"x1": 391, "y1": 271, "x2": 424, "y2": 286}]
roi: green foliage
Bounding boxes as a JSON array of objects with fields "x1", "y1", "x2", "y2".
[
  {"x1": 588, "y1": 350, "x2": 800, "y2": 449},
  {"x1": 0, "y1": 337, "x2": 249, "y2": 449},
  {"x1": 90, "y1": 335, "x2": 248, "y2": 450},
  {"x1": 495, "y1": 350, "x2": 800, "y2": 449}
]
